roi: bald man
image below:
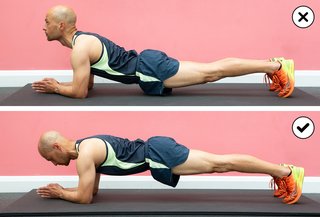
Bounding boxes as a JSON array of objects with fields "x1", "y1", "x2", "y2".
[
  {"x1": 32, "y1": 5, "x2": 295, "y2": 99},
  {"x1": 37, "y1": 131, "x2": 304, "y2": 204}
]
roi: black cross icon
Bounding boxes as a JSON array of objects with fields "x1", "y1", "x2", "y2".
[{"x1": 298, "y1": 12, "x2": 309, "y2": 22}]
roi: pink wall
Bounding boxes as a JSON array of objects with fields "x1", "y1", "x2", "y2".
[
  {"x1": 0, "y1": 0, "x2": 319, "y2": 70},
  {"x1": 1, "y1": 111, "x2": 319, "y2": 176}
]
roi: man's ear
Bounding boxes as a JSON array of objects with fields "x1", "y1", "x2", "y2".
[
  {"x1": 52, "y1": 143, "x2": 62, "y2": 151},
  {"x1": 58, "y1": 22, "x2": 65, "y2": 31}
]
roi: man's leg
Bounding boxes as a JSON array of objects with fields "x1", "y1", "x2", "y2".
[
  {"x1": 172, "y1": 150, "x2": 304, "y2": 204},
  {"x1": 163, "y1": 57, "x2": 294, "y2": 98},
  {"x1": 171, "y1": 150, "x2": 289, "y2": 177},
  {"x1": 164, "y1": 58, "x2": 280, "y2": 88}
]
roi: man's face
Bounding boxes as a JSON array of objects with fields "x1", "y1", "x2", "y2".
[
  {"x1": 44, "y1": 149, "x2": 71, "y2": 166},
  {"x1": 43, "y1": 14, "x2": 61, "y2": 41}
]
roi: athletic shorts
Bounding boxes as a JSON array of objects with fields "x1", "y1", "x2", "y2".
[
  {"x1": 145, "y1": 136, "x2": 190, "y2": 187},
  {"x1": 136, "y1": 49, "x2": 180, "y2": 96}
]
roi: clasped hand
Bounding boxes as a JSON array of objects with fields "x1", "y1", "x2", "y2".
[
  {"x1": 37, "y1": 183, "x2": 63, "y2": 199},
  {"x1": 32, "y1": 78, "x2": 59, "y2": 93}
]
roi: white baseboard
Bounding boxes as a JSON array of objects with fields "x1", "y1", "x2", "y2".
[
  {"x1": 0, "y1": 70, "x2": 319, "y2": 87},
  {"x1": 0, "y1": 176, "x2": 319, "y2": 193}
]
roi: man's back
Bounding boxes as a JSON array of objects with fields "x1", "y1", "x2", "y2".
[
  {"x1": 73, "y1": 31, "x2": 140, "y2": 84},
  {"x1": 75, "y1": 135, "x2": 149, "y2": 175}
]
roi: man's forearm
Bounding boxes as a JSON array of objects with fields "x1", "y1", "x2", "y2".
[
  {"x1": 59, "y1": 82, "x2": 73, "y2": 86},
  {"x1": 55, "y1": 83, "x2": 88, "y2": 99},
  {"x1": 60, "y1": 81, "x2": 94, "y2": 90},
  {"x1": 64, "y1": 187, "x2": 98, "y2": 195},
  {"x1": 59, "y1": 188, "x2": 92, "y2": 204},
  {"x1": 63, "y1": 187, "x2": 77, "y2": 192}
]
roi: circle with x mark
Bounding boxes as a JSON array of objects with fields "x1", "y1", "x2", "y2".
[{"x1": 292, "y1": 6, "x2": 315, "y2": 29}]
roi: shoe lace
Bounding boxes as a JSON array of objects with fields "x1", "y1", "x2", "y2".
[
  {"x1": 270, "y1": 177, "x2": 275, "y2": 188},
  {"x1": 270, "y1": 177, "x2": 287, "y2": 195},
  {"x1": 264, "y1": 74, "x2": 272, "y2": 88},
  {"x1": 264, "y1": 73, "x2": 281, "y2": 91}
]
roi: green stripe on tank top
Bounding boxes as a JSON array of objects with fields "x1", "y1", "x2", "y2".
[
  {"x1": 91, "y1": 44, "x2": 129, "y2": 76},
  {"x1": 92, "y1": 45, "x2": 160, "y2": 82},
  {"x1": 100, "y1": 141, "x2": 146, "y2": 169}
]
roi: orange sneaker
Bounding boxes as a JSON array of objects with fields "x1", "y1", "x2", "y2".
[
  {"x1": 282, "y1": 165, "x2": 304, "y2": 204},
  {"x1": 265, "y1": 58, "x2": 295, "y2": 98},
  {"x1": 264, "y1": 74, "x2": 282, "y2": 92},
  {"x1": 271, "y1": 177, "x2": 287, "y2": 198},
  {"x1": 277, "y1": 59, "x2": 295, "y2": 98},
  {"x1": 270, "y1": 164, "x2": 288, "y2": 198},
  {"x1": 265, "y1": 57, "x2": 284, "y2": 92}
]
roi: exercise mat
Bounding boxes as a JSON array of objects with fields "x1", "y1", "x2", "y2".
[
  {"x1": 2, "y1": 189, "x2": 320, "y2": 216},
  {"x1": 1, "y1": 83, "x2": 320, "y2": 106}
]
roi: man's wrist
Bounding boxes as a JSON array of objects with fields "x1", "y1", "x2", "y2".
[
  {"x1": 58, "y1": 187, "x2": 64, "y2": 199},
  {"x1": 54, "y1": 84, "x2": 60, "y2": 94}
]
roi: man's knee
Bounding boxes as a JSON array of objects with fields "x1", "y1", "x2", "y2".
[
  {"x1": 203, "y1": 58, "x2": 241, "y2": 82},
  {"x1": 202, "y1": 67, "x2": 224, "y2": 82},
  {"x1": 203, "y1": 73, "x2": 223, "y2": 83},
  {"x1": 210, "y1": 157, "x2": 232, "y2": 173}
]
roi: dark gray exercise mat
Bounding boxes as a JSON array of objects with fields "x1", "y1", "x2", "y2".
[
  {"x1": 2, "y1": 189, "x2": 320, "y2": 216},
  {"x1": 1, "y1": 83, "x2": 320, "y2": 106}
]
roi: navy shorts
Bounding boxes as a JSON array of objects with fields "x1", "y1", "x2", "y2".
[
  {"x1": 137, "y1": 49, "x2": 180, "y2": 96},
  {"x1": 145, "y1": 136, "x2": 190, "y2": 187}
]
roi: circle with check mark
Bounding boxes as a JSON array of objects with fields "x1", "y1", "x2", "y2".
[{"x1": 292, "y1": 116, "x2": 315, "y2": 139}]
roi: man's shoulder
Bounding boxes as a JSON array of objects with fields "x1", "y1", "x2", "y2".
[
  {"x1": 77, "y1": 137, "x2": 107, "y2": 167},
  {"x1": 80, "y1": 137, "x2": 104, "y2": 146},
  {"x1": 73, "y1": 34, "x2": 99, "y2": 47},
  {"x1": 72, "y1": 34, "x2": 102, "y2": 60}
]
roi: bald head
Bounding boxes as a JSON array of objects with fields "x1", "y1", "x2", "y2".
[
  {"x1": 43, "y1": 5, "x2": 77, "y2": 42},
  {"x1": 38, "y1": 131, "x2": 76, "y2": 166},
  {"x1": 38, "y1": 131, "x2": 62, "y2": 156},
  {"x1": 47, "y1": 5, "x2": 77, "y2": 26}
]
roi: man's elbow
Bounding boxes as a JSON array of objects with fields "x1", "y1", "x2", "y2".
[
  {"x1": 75, "y1": 94, "x2": 88, "y2": 99},
  {"x1": 78, "y1": 195, "x2": 93, "y2": 204},
  {"x1": 74, "y1": 90, "x2": 88, "y2": 99},
  {"x1": 79, "y1": 199, "x2": 92, "y2": 204}
]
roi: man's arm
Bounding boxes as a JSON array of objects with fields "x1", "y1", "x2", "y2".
[
  {"x1": 60, "y1": 74, "x2": 94, "y2": 89},
  {"x1": 38, "y1": 173, "x2": 100, "y2": 199},
  {"x1": 34, "y1": 74, "x2": 94, "y2": 90},
  {"x1": 62, "y1": 173, "x2": 100, "y2": 193},
  {"x1": 60, "y1": 160, "x2": 98, "y2": 204},
  {"x1": 53, "y1": 45, "x2": 92, "y2": 99},
  {"x1": 32, "y1": 39, "x2": 96, "y2": 98},
  {"x1": 37, "y1": 154, "x2": 97, "y2": 204}
]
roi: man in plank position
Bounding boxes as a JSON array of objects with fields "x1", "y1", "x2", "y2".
[
  {"x1": 37, "y1": 131, "x2": 304, "y2": 204},
  {"x1": 32, "y1": 5, "x2": 294, "y2": 98}
]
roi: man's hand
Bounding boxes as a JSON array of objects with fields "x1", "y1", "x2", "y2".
[
  {"x1": 32, "y1": 78, "x2": 59, "y2": 94},
  {"x1": 37, "y1": 183, "x2": 63, "y2": 199}
]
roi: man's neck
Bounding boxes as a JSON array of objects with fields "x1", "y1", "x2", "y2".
[
  {"x1": 59, "y1": 28, "x2": 78, "y2": 48},
  {"x1": 67, "y1": 140, "x2": 79, "y2": 159}
]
